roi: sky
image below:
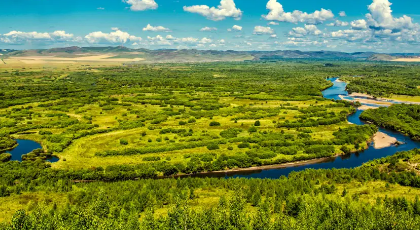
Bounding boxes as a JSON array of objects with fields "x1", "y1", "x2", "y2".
[{"x1": 1, "y1": 0, "x2": 420, "y2": 52}]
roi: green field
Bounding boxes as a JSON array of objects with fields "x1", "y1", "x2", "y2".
[
  {"x1": 0, "y1": 62, "x2": 377, "y2": 175},
  {"x1": 2, "y1": 60, "x2": 420, "y2": 228}
]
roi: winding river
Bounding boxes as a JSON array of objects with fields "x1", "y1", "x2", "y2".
[{"x1": 198, "y1": 77, "x2": 420, "y2": 179}]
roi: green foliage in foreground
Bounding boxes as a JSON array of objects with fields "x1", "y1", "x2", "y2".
[
  {"x1": 361, "y1": 104, "x2": 420, "y2": 140},
  {"x1": 1, "y1": 149, "x2": 420, "y2": 229}
]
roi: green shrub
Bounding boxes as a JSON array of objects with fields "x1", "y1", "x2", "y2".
[
  {"x1": 207, "y1": 143, "x2": 220, "y2": 150},
  {"x1": 120, "y1": 139, "x2": 128, "y2": 145},
  {"x1": 209, "y1": 121, "x2": 221, "y2": 127}
]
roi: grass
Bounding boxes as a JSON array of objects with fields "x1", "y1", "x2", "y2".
[
  {"x1": 387, "y1": 95, "x2": 420, "y2": 103},
  {"x1": 0, "y1": 192, "x2": 66, "y2": 223},
  {"x1": 42, "y1": 98, "x2": 353, "y2": 169},
  {"x1": 1, "y1": 85, "x2": 358, "y2": 170},
  {"x1": 0, "y1": 62, "x2": 368, "y2": 173}
]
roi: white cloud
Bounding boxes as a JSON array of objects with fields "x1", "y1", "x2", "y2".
[
  {"x1": 179, "y1": 37, "x2": 199, "y2": 43},
  {"x1": 200, "y1": 37, "x2": 213, "y2": 44},
  {"x1": 339, "y1": 11, "x2": 346, "y2": 17},
  {"x1": 331, "y1": 29, "x2": 371, "y2": 41},
  {"x1": 0, "y1": 31, "x2": 76, "y2": 44},
  {"x1": 351, "y1": 19, "x2": 368, "y2": 30},
  {"x1": 147, "y1": 35, "x2": 171, "y2": 45},
  {"x1": 228, "y1": 25, "x2": 242, "y2": 32},
  {"x1": 289, "y1": 24, "x2": 322, "y2": 36},
  {"x1": 263, "y1": 0, "x2": 334, "y2": 24},
  {"x1": 97, "y1": 7, "x2": 105, "y2": 10},
  {"x1": 143, "y1": 24, "x2": 171, "y2": 32},
  {"x1": 85, "y1": 30, "x2": 142, "y2": 44},
  {"x1": 111, "y1": 27, "x2": 119, "y2": 31},
  {"x1": 200, "y1": 27, "x2": 218, "y2": 32},
  {"x1": 253, "y1": 26, "x2": 274, "y2": 35},
  {"x1": 270, "y1": 34, "x2": 277, "y2": 38},
  {"x1": 327, "y1": 20, "x2": 349, "y2": 27},
  {"x1": 183, "y1": 0, "x2": 242, "y2": 21},
  {"x1": 123, "y1": 0, "x2": 158, "y2": 11},
  {"x1": 166, "y1": 35, "x2": 176, "y2": 40},
  {"x1": 268, "y1": 22, "x2": 279, "y2": 25},
  {"x1": 366, "y1": 0, "x2": 416, "y2": 30}
]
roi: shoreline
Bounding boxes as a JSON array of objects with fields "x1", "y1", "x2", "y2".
[
  {"x1": 171, "y1": 157, "x2": 334, "y2": 178},
  {"x1": 0, "y1": 142, "x2": 19, "y2": 153},
  {"x1": 172, "y1": 149, "x2": 370, "y2": 178},
  {"x1": 342, "y1": 92, "x2": 420, "y2": 106},
  {"x1": 339, "y1": 94, "x2": 393, "y2": 107},
  {"x1": 373, "y1": 132, "x2": 398, "y2": 149}
]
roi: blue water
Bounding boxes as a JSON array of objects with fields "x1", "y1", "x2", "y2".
[
  {"x1": 196, "y1": 77, "x2": 420, "y2": 179},
  {"x1": 5, "y1": 139, "x2": 59, "y2": 163}
]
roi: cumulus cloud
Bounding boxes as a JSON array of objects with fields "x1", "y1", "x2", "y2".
[
  {"x1": 200, "y1": 27, "x2": 218, "y2": 32},
  {"x1": 253, "y1": 26, "x2": 274, "y2": 35},
  {"x1": 123, "y1": 0, "x2": 158, "y2": 11},
  {"x1": 339, "y1": 11, "x2": 346, "y2": 17},
  {"x1": 351, "y1": 19, "x2": 368, "y2": 30},
  {"x1": 147, "y1": 35, "x2": 171, "y2": 45},
  {"x1": 183, "y1": 0, "x2": 242, "y2": 21},
  {"x1": 268, "y1": 22, "x2": 279, "y2": 25},
  {"x1": 166, "y1": 35, "x2": 176, "y2": 40},
  {"x1": 0, "y1": 31, "x2": 76, "y2": 44},
  {"x1": 327, "y1": 20, "x2": 349, "y2": 27},
  {"x1": 178, "y1": 37, "x2": 199, "y2": 43},
  {"x1": 228, "y1": 25, "x2": 242, "y2": 32},
  {"x1": 289, "y1": 25, "x2": 322, "y2": 37},
  {"x1": 331, "y1": 29, "x2": 372, "y2": 41},
  {"x1": 263, "y1": 0, "x2": 334, "y2": 24},
  {"x1": 199, "y1": 37, "x2": 213, "y2": 44},
  {"x1": 143, "y1": 24, "x2": 171, "y2": 32},
  {"x1": 329, "y1": 0, "x2": 420, "y2": 45},
  {"x1": 366, "y1": 0, "x2": 416, "y2": 31},
  {"x1": 85, "y1": 30, "x2": 142, "y2": 44}
]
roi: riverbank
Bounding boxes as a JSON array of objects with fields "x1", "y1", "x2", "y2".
[
  {"x1": 373, "y1": 132, "x2": 398, "y2": 149},
  {"x1": 173, "y1": 156, "x2": 337, "y2": 178},
  {"x1": 358, "y1": 105, "x2": 379, "y2": 110},
  {"x1": 339, "y1": 94, "x2": 392, "y2": 107},
  {"x1": 341, "y1": 92, "x2": 420, "y2": 106}
]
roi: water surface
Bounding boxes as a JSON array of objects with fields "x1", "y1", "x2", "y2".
[{"x1": 4, "y1": 139, "x2": 59, "y2": 163}]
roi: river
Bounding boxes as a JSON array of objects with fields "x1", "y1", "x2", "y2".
[{"x1": 194, "y1": 77, "x2": 420, "y2": 179}]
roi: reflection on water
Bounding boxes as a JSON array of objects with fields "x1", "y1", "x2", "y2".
[{"x1": 186, "y1": 77, "x2": 420, "y2": 179}]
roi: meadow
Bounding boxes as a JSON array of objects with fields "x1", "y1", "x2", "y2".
[
  {"x1": 2, "y1": 60, "x2": 420, "y2": 229},
  {"x1": 0, "y1": 61, "x2": 377, "y2": 176}
]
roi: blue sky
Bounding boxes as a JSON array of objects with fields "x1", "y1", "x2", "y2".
[{"x1": 1, "y1": 0, "x2": 420, "y2": 52}]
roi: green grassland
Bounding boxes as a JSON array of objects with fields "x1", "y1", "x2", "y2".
[
  {"x1": 2, "y1": 61, "x2": 420, "y2": 228},
  {"x1": 0, "y1": 62, "x2": 377, "y2": 175}
]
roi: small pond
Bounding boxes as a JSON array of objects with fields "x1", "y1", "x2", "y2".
[{"x1": 3, "y1": 139, "x2": 59, "y2": 163}]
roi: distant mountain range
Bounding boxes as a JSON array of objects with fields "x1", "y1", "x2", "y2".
[{"x1": 1, "y1": 46, "x2": 419, "y2": 63}]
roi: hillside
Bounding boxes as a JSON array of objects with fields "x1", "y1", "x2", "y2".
[{"x1": 2, "y1": 46, "x2": 419, "y2": 64}]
